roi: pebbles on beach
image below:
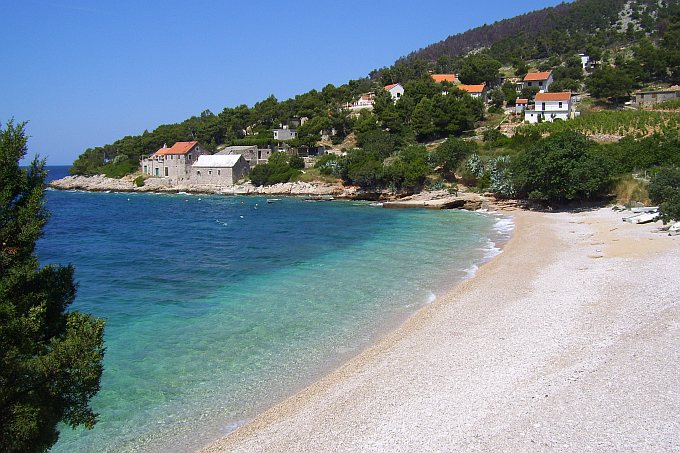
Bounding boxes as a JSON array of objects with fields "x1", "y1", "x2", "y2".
[{"x1": 200, "y1": 208, "x2": 680, "y2": 453}]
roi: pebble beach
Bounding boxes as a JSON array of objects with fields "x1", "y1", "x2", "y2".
[{"x1": 200, "y1": 207, "x2": 680, "y2": 452}]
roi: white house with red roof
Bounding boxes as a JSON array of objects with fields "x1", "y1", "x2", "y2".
[
  {"x1": 525, "y1": 92, "x2": 574, "y2": 123},
  {"x1": 456, "y1": 84, "x2": 487, "y2": 102},
  {"x1": 346, "y1": 93, "x2": 376, "y2": 114},
  {"x1": 515, "y1": 98, "x2": 528, "y2": 114},
  {"x1": 523, "y1": 71, "x2": 553, "y2": 92},
  {"x1": 141, "y1": 141, "x2": 206, "y2": 181},
  {"x1": 384, "y1": 83, "x2": 404, "y2": 101}
]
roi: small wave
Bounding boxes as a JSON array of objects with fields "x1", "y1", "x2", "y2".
[
  {"x1": 425, "y1": 291, "x2": 436, "y2": 304},
  {"x1": 482, "y1": 240, "x2": 502, "y2": 260},
  {"x1": 463, "y1": 263, "x2": 479, "y2": 279},
  {"x1": 492, "y1": 217, "x2": 515, "y2": 235}
]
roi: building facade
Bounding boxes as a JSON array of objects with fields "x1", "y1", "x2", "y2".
[
  {"x1": 140, "y1": 141, "x2": 205, "y2": 182},
  {"x1": 384, "y1": 83, "x2": 404, "y2": 101},
  {"x1": 525, "y1": 92, "x2": 573, "y2": 124},
  {"x1": 191, "y1": 154, "x2": 249, "y2": 185},
  {"x1": 523, "y1": 71, "x2": 553, "y2": 93},
  {"x1": 632, "y1": 86, "x2": 680, "y2": 108},
  {"x1": 273, "y1": 126, "x2": 297, "y2": 140}
]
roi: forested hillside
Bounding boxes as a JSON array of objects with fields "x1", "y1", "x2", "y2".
[{"x1": 71, "y1": 0, "x2": 680, "y2": 188}]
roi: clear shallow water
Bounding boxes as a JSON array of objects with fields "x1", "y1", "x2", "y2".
[{"x1": 40, "y1": 167, "x2": 512, "y2": 452}]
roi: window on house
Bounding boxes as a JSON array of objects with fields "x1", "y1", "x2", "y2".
[
  {"x1": 539, "y1": 81, "x2": 543, "y2": 86},
  {"x1": 164, "y1": 167, "x2": 168, "y2": 177},
  {"x1": 559, "y1": 102, "x2": 563, "y2": 108},
  {"x1": 208, "y1": 170, "x2": 212, "y2": 175},
  {"x1": 217, "y1": 170, "x2": 221, "y2": 175},
  {"x1": 541, "y1": 103, "x2": 545, "y2": 111},
  {"x1": 197, "y1": 170, "x2": 201, "y2": 176}
]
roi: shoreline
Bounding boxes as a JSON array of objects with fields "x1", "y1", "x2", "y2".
[
  {"x1": 47, "y1": 175, "x2": 488, "y2": 209},
  {"x1": 199, "y1": 207, "x2": 679, "y2": 452}
]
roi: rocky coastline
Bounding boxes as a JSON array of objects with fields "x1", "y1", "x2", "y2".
[{"x1": 48, "y1": 175, "x2": 491, "y2": 210}]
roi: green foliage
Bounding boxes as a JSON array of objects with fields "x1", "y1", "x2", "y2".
[
  {"x1": 0, "y1": 120, "x2": 105, "y2": 452},
  {"x1": 585, "y1": 66, "x2": 634, "y2": 103},
  {"x1": 133, "y1": 175, "x2": 145, "y2": 187},
  {"x1": 519, "y1": 86, "x2": 540, "y2": 101},
  {"x1": 314, "y1": 154, "x2": 342, "y2": 176},
  {"x1": 648, "y1": 167, "x2": 680, "y2": 222},
  {"x1": 458, "y1": 53, "x2": 502, "y2": 85},
  {"x1": 511, "y1": 131, "x2": 612, "y2": 204},
  {"x1": 654, "y1": 99, "x2": 680, "y2": 110},
  {"x1": 517, "y1": 110, "x2": 680, "y2": 137},
  {"x1": 432, "y1": 138, "x2": 476, "y2": 179},
  {"x1": 249, "y1": 152, "x2": 301, "y2": 186},
  {"x1": 501, "y1": 81, "x2": 518, "y2": 105},
  {"x1": 288, "y1": 155, "x2": 305, "y2": 170}
]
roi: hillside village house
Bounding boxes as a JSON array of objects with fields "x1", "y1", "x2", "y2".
[
  {"x1": 384, "y1": 83, "x2": 404, "y2": 101},
  {"x1": 273, "y1": 126, "x2": 297, "y2": 140},
  {"x1": 523, "y1": 71, "x2": 553, "y2": 92},
  {"x1": 140, "y1": 141, "x2": 205, "y2": 181},
  {"x1": 218, "y1": 145, "x2": 272, "y2": 167},
  {"x1": 456, "y1": 84, "x2": 487, "y2": 102},
  {"x1": 192, "y1": 154, "x2": 249, "y2": 185},
  {"x1": 515, "y1": 98, "x2": 528, "y2": 114},
  {"x1": 525, "y1": 91, "x2": 574, "y2": 124},
  {"x1": 347, "y1": 93, "x2": 376, "y2": 113},
  {"x1": 632, "y1": 85, "x2": 680, "y2": 108},
  {"x1": 431, "y1": 74, "x2": 459, "y2": 84}
]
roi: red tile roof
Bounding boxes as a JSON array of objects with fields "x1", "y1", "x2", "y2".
[
  {"x1": 154, "y1": 141, "x2": 199, "y2": 156},
  {"x1": 516, "y1": 98, "x2": 529, "y2": 104},
  {"x1": 457, "y1": 84, "x2": 486, "y2": 94},
  {"x1": 384, "y1": 83, "x2": 399, "y2": 91},
  {"x1": 431, "y1": 74, "x2": 458, "y2": 83},
  {"x1": 535, "y1": 92, "x2": 571, "y2": 101},
  {"x1": 524, "y1": 71, "x2": 552, "y2": 81}
]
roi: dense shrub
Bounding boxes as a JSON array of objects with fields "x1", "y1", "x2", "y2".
[
  {"x1": 648, "y1": 167, "x2": 680, "y2": 222},
  {"x1": 431, "y1": 138, "x2": 476, "y2": 180},
  {"x1": 133, "y1": 175, "x2": 145, "y2": 187},
  {"x1": 511, "y1": 131, "x2": 612, "y2": 204},
  {"x1": 249, "y1": 152, "x2": 301, "y2": 186}
]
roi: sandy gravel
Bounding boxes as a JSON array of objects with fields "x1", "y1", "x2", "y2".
[{"x1": 199, "y1": 208, "x2": 680, "y2": 452}]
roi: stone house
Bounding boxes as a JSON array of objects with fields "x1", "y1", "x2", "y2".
[
  {"x1": 192, "y1": 154, "x2": 249, "y2": 185},
  {"x1": 140, "y1": 141, "x2": 206, "y2": 182},
  {"x1": 632, "y1": 86, "x2": 680, "y2": 108},
  {"x1": 523, "y1": 71, "x2": 553, "y2": 93},
  {"x1": 218, "y1": 145, "x2": 272, "y2": 167},
  {"x1": 525, "y1": 92, "x2": 574, "y2": 124},
  {"x1": 273, "y1": 126, "x2": 297, "y2": 140}
]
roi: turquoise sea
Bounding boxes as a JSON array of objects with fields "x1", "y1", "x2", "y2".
[{"x1": 40, "y1": 166, "x2": 513, "y2": 452}]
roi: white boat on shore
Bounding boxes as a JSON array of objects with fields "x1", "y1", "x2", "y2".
[
  {"x1": 624, "y1": 212, "x2": 659, "y2": 224},
  {"x1": 631, "y1": 206, "x2": 659, "y2": 213},
  {"x1": 266, "y1": 198, "x2": 281, "y2": 203}
]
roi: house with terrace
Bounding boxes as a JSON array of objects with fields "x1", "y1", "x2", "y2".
[
  {"x1": 525, "y1": 92, "x2": 574, "y2": 124},
  {"x1": 140, "y1": 141, "x2": 206, "y2": 182}
]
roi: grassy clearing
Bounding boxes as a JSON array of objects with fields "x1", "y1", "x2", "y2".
[{"x1": 291, "y1": 167, "x2": 341, "y2": 184}]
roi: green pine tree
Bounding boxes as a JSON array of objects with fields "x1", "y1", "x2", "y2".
[{"x1": 0, "y1": 120, "x2": 105, "y2": 452}]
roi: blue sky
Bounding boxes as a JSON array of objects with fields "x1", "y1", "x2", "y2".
[{"x1": 2, "y1": 0, "x2": 565, "y2": 165}]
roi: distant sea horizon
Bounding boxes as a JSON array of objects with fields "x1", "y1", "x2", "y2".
[{"x1": 39, "y1": 166, "x2": 513, "y2": 452}]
